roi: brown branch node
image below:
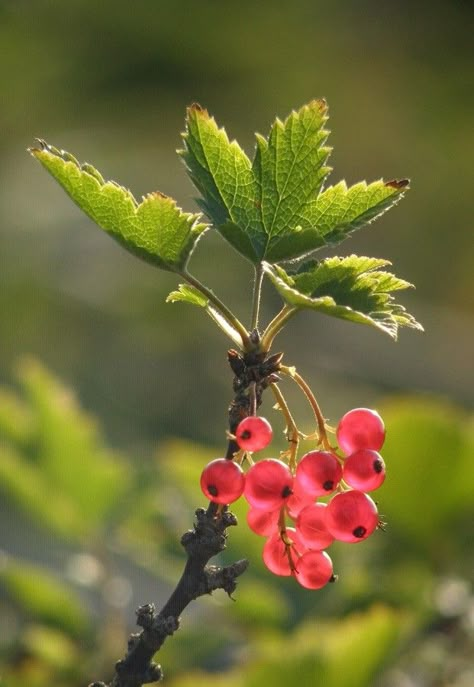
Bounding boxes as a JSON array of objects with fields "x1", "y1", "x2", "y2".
[{"x1": 100, "y1": 505, "x2": 248, "y2": 687}]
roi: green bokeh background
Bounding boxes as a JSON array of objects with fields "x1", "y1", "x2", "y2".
[{"x1": 0, "y1": 2, "x2": 472, "y2": 686}]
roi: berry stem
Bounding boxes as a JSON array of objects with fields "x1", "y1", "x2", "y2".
[
  {"x1": 280, "y1": 365, "x2": 332, "y2": 450},
  {"x1": 182, "y1": 269, "x2": 251, "y2": 349},
  {"x1": 277, "y1": 506, "x2": 288, "y2": 540},
  {"x1": 260, "y1": 304, "x2": 298, "y2": 351},
  {"x1": 277, "y1": 509, "x2": 299, "y2": 574},
  {"x1": 270, "y1": 382, "x2": 300, "y2": 473}
]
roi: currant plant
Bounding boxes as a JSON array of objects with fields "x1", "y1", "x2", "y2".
[{"x1": 30, "y1": 99, "x2": 422, "y2": 685}]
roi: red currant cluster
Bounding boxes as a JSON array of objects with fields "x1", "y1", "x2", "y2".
[{"x1": 200, "y1": 408, "x2": 386, "y2": 590}]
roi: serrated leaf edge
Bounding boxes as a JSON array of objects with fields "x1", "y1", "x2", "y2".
[
  {"x1": 262, "y1": 259, "x2": 423, "y2": 340},
  {"x1": 29, "y1": 140, "x2": 209, "y2": 272}
]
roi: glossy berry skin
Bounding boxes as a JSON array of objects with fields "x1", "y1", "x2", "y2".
[
  {"x1": 294, "y1": 550, "x2": 334, "y2": 590},
  {"x1": 343, "y1": 449, "x2": 386, "y2": 491},
  {"x1": 246, "y1": 506, "x2": 281, "y2": 537},
  {"x1": 235, "y1": 416, "x2": 273, "y2": 452},
  {"x1": 200, "y1": 458, "x2": 245, "y2": 505},
  {"x1": 325, "y1": 490, "x2": 379, "y2": 543},
  {"x1": 262, "y1": 527, "x2": 306, "y2": 576},
  {"x1": 244, "y1": 458, "x2": 294, "y2": 511},
  {"x1": 336, "y1": 408, "x2": 385, "y2": 455},
  {"x1": 294, "y1": 450, "x2": 343, "y2": 498},
  {"x1": 296, "y1": 503, "x2": 334, "y2": 550},
  {"x1": 286, "y1": 490, "x2": 315, "y2": 519}
]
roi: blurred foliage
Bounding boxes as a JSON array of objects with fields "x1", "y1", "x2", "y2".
[
  {"x1": 0, "y1": 358, "x2": 129, "y2": 541},
  {"x1": 0, "y1": 2, "x2": 473, "y2": 686},
  {"x1": 0, "y1": 360, "x2": 472, "y2": 686}
]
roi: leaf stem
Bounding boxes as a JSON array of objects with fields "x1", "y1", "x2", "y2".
[
  {"x1": 250, "y1": 263, "x2": 264, "y2": 332},
  {"x1": 261, "y1": 304, "x2": 298, "y2": 351},
  {"x1": 280, "y1": 365, "x2": 332, "y2": 450},
  {"x1": 182, "y1": 269, "x2": 251, "y2": 348}
]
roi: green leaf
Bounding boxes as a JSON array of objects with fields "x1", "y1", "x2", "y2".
[
  {"x1": 29, "y1": 140, "x2": 208, "y2": 272},
  {"x1": 269, "y1": 178, "x2": 409, "y2": 261},
  {"x1": 166, "y1": 284, "x2": 244, "y2": 346},
  {"x1": 304, "y1": 179, "x2": 409, "y2": 246},
  {"x1": 180, "y1": 101, "x2": 408, "y2": 264},
  {"x1": 252, "y1": 98, "x2": 332, "y2": 262},
  {"x1": 0, "y1": 443, "x2": 87, "y2": 540},
  {"x1": 166, "y1": 283, "x2": 209, "y2": 308},
  {"x1": 180, "y1": 103, "x2": 262, "y2": 262},
  {"x1": 19, "y1": 358, "x2": 129, "y2": 533},
  {"x1": 22, "y1": 625, "x2": 79, "y2": 670},
  {"x1": 0, "y1": 558, "x2": 90, "y2": 637},
  {"x1": 377, "y1": 398, "x2": 474, "y2": 559},
  {"x1": 264, "y1": 255, "x2": 423, "y2": 339},
  {"x1": 0, "y1": 358, "x2": 129, "y2": 541},
  {"x1": 0, "y1": 388, "x2": 35, "y2": 447},
  {"x1": 312, "y1": 605, "x2": 411, "y2": 687},
  {"x1": 169, "y1": 605, "x2": 411, "y2": 687}
]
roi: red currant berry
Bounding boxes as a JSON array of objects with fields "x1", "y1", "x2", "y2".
[
  {"x1": 325, "y1": 490, "x2": 379, "y2": 543},
  {"x1": 286, "y1": 490, "x2": 315, "y2": 519},
  {"x1": 244, "y1": 458, "x2": 294, "y2": 511},
  {"x1": 200, "y1": 458, "x2": 245, "y2": 505},
  {"x1": 296, "y1": 503, "x2": 335, "y2": 550},
  {"x1": 294, "y1": 550, "x2": 334, "y2": 590},
  {"x1": 262, "y1": 527, "x2": 306, "y2": 576},
  {"x1": 246, "y1": 506, "x2": 281, "y2": 536},
  {"x1": 294, "y1": 451, "x2": 343, "y2": 498},
  {"x1": 343, "y1": 449, "x2": 386, "y2": 491},
  {"x1": 235, "y1": 416, "x2": 273, "y2": 452},
  {"x1": 336, "y1": 408, "x2": 385, "y2": 455}
]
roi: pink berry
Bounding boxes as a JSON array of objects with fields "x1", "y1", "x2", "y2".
[
  {"x1": 262, "y1": 527, "x2": 306, "y2": 576},
  {"x1": 200, "y1": 458, "x2": 245, "y2": 504},
  {"x1": 235, "y1": 416, "x2": 273, "y2": 452},
  {"x1": 286, "y1": 490, "x2": 315, "y2": 519},
  {"x1": 294, "y1": 550, "x2": 334, "y2": 590},
  {"x1": 294, "y1": 451, "x2": 343, "y2": 498},
  {"x1": 325, "y1": 490, "x2": 379, "y2": 543},
  {"x1": 336, "y1": 408, "x2": 385, "y2": 455},
  {"x1": 244, "y1": 458, "x2": 294, "y2": 511},
  {"x1": 343, "y1": 449, "x2": 386, "y2": 491},
  {"x1": 247, "y1": 506, "x2": 281, "y2": 536},
  {"x1": 296, "y1": 503, "x2": 335, "y2": 550}
]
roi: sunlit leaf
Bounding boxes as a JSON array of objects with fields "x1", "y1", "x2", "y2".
[
  {"x1": 264, "y1": 256, "x2": 422, "y2": 339},
  {"x1": 166, "y1": 284, "x2": 244, "y2": 346},
  {"x1": 181, "y1": 102, "x2": 408, "y2": 264},
  {"x1": 180, "y1": 103, "x2": 261, "y2": 262},
  {"x1": 30, "y1": 141, "x2": 208, "y2": 272}
]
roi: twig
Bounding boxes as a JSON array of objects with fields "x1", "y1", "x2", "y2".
[{"x1": 90, "y1": 504, "x2": 248, "y2": 687}]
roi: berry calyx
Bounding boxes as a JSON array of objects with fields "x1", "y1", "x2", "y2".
[
  {"x1": 244, "y1": 458, "x2": 294, "y2": 511},
  {"x1": 296, "y1": 503, "x2": 335, "y2": 550},
  {"x1": 325, "y1": 490, "x2": 379, "y2": 543},
  {"x1": 343, "y1": 449, "x2": 386, "y2": 491},
  {"x1": 235, "y1": 416, "x2": 273, "y2": 452},
  {"x1": 294, "y1": 550, "x2": 334, "y2": 590},
  {"x1": 336, "y1": 408, "x2": 385, "y2": 455},
  {"x1": 294, "y1": 450, "x2": 343, "y2": 498},
  {"x1": 200, "y1": 458, "x2": 245, "y2": 504}
]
